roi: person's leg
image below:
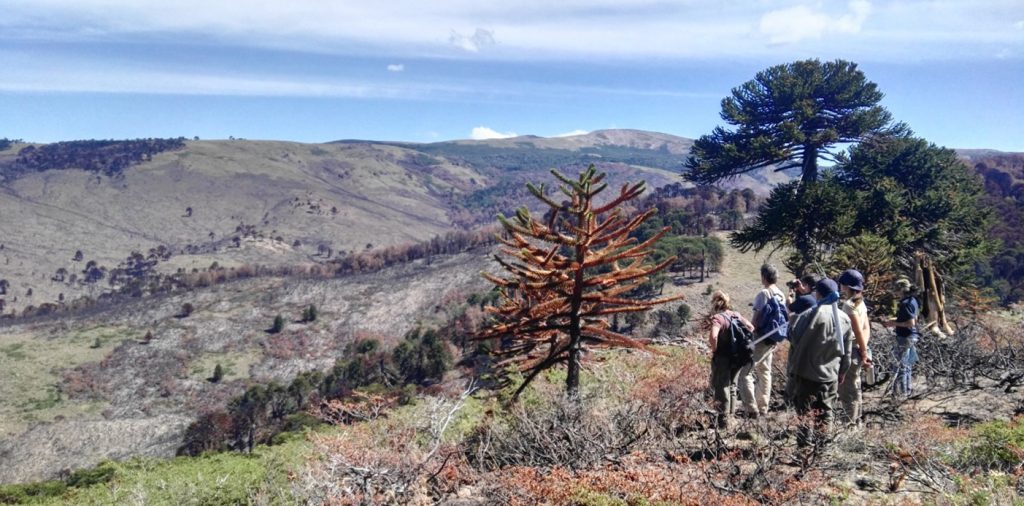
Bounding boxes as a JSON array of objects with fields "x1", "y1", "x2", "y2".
[
  {"x1": 838, "y1": 360, "x2": 862, "y2": 424},
  {"x1": 791, "y1": 376, "x2": 814, "y2": 447},
  {"x1": 737, "y1": 359, "x2": 757, "y2": 416},
  {"x1": 814, "y1": 380, "x2": 839, "y2": 446},
  {"x1": 710, "y1": 358, "x2": 733, "y2": 428},
  {"x1": 753, "y1": 342, "x2": 774, "y2": 415},
  {"x1": 896, "y1": 340, "x2": 913, "y2": 397}
]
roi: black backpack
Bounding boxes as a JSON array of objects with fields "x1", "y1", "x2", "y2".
[{"x1": 717, "y1": 313, "x2": 754, "y2": 369}]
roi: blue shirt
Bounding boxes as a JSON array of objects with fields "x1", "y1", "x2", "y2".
[
  {"x1": 895, "y1": 296, "x2": 919, "y2": 338},
  {"x1": 788, "y1": 294, "x2": 816, "y2": 315}
]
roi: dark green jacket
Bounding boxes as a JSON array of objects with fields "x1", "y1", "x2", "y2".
[{"x1": 787, "y1": 303, "x2": 854, "y2": 383}]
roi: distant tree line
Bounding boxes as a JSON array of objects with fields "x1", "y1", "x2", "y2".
[
  {"x1": 8, "y1": 228, "x2": 500, "y2": 321},
  {"x1": 179, "y1": 328, "x2": 453, "y2": 455},
  {"x1": 1, "y1": 138, "x2": 186, "y2": 180},
  {"x1": 973, "y1": 153, "x2": 1024, "y2": 304}
]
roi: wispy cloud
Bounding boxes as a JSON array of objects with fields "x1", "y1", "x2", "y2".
[
  {"x1": 759, "y1": 0, "x2": 871, "y2": 45},
  {"x1": 449, "y1": 28, "x2": 496, "y2": 53},
  {"x1": 386, "y1": 63, "x2": 405, "y2": 72},
  {"x1": 471, "y1": 126, "x2": 517, "y2": 140},
  {"x1": 553, "y1": 129, "x2": 589, "y2": 137},
  {"x1": 0, "y1": 0, "x2": 1019, "y2": 61}
]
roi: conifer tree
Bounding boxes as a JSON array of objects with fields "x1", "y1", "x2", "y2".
[
  {"x1": 212, "y1": 363, "x2": 224, "y2": 383},
  {"x1": 476, "y1": 166, "x2": 682, "y2": 399},
  {"x1": 270, "y1": 314, "x2": 285, "y2": 334}
]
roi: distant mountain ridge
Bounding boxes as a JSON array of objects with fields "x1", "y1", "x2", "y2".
[{"x1": 0, "y1": 130, "x2": 707, "y2": 315}]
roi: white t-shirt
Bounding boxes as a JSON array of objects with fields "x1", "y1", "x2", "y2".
[
  {"x1": 753, "y1": 285, "x2": 786, "y2": 316},
  {"x1": 753, "y1": 285, "x2": 785, "y2": 331}
]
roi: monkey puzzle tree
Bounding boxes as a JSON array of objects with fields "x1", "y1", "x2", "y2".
[
  {"x1": 685, "y1": 59, "x2": 902, "y2": 268},
  {"x1": 686, "y1": 59, "x2": 897, "y2": 185},
  {"x1": 476, "y1": 166, "x2": 683, "y2": 400}
]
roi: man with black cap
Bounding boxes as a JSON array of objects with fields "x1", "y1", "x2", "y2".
[
  {"x1": 787, "y1": 278, "x2": 854, "y2": 448},
  {"x1": 838, "y1": 269, "x2": 872, "y2": 426}
]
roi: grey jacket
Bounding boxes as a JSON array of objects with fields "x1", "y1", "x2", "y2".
[{"x1": 787, "y1": 303, "x2": 854, "y2": 383}]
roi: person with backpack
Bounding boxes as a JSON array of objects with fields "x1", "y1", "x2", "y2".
[
  {"x1": 837, "y1": 269, "x2": 872, "y2": 426},
  {"x1": 738, "y1": 264, "x2": 788, "y2": 419},
  {"x1": 884, "y1": 277, "x2": 920, "y2": 397},
  {"x1": 706, "y1": 290, "x2": 756, "y2": 430},
  {"x1": 787, "y1": 278, "x2": 854, "y2": 448}
]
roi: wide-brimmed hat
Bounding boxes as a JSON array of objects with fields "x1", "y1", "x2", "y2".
[{"x1": 838, "y1": 269, "x2": 865, "y2": 291}]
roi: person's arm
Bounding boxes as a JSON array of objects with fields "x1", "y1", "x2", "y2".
[
  {"x1": 838, "y1": 321, "x2": 853, "y2": 381},
  {"x1": 751, "y1": 290, "x2": 768, "y2": 328},
  {"x1": 849, "y1": 311, "x2": 871, "y2": 367},
  {"x1": 709, "y1": 323, "x2": 721, "y2": 353},
  {"x1": 885, "y1": 318, "x2": 917, "y2": 329}
]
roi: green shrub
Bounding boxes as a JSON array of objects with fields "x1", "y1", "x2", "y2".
[
  {"x1": 0, "y1": 480, "x2": 66, "y2": 504},
  {"x1": 956, "y1": 419, "x2": 1024, "y2": 472},
  {"x1": 66, "y1": 462, "x2": 116, "y2": 488},
  {"x1": 676, "y1": 303, "x2": 692, "y2": 324},
  {"x1": 269, "y1": 315, "x2": 284, "y2": 334}
]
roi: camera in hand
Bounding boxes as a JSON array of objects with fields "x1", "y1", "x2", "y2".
[{"x1": 785, "y1": 279, "x2": 801, "y2": 290}]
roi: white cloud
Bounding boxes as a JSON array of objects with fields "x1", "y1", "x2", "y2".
[
  {"x1": 470, "y1": 126, "x2": 517, "y2": 140},
  {"x1": 449, "y1": 28, "x2": 496, "y2": 52},
  {"x1": 759, "y1": 0, "x2": 872, "y2": 45},
  {"x1": 553, "y1": 129, "x2": 589, "y2": 137},
  {"x1": 386, "y1": 63, "x2": 404, "y2": 72},
  {"x1": 0, "y1": 0, "x2": 1018, "y2": 62}
]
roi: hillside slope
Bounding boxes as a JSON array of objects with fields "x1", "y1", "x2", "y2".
[
  {"x1": 0, "y1": 134, "x2": 691, "y2": 315},
  {"x1": 0, "y1": 247, "x2": 494, "y2": 484}
]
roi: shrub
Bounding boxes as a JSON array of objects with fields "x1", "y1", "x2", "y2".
[
  {"x1": 211, "y1": 363, "x2": 224, "y2": 383},
  {"x1": 676, "y1": 303, "x2": 692, "y2": 324},
  {"x1": 956, "y1": 418, "x2": 1024, "y2": 472},
  {"x1": 269, "y1": 315, "x2": 284, "y2": 334},
  {"x1": 66, "y1": 461, "x2": 116, "y2": 488},
  {"x1": 303, "y1": 304, "x2": 318, "y2": 323}
]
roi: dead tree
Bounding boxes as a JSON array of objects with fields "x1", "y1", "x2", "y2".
[{"x1": 476, "y1": 166, "x2": 682, "y2": 400}]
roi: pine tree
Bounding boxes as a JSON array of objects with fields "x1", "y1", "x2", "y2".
[
  {"x1": 476, "y1": 166, "x2": 682, "y2": 399},
  {"x1": 303, "y1": 304, "x2": 318, "y2": 323},
  {"x1": 270, "y1": 314, "x2": 285, "y2": 334},
  {"x1": 211, "y1": 363, "x2": 224, "y2": 383}
]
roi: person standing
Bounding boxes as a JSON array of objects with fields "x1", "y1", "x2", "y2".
[
  {"x1": 706, "y1": 291, "x2": 755, "y2": 429},
  {"x1": 787, "y1": 278, "x2": 854, "y2": 448},
  {"x1": 837, "y1": 269, "x2": 872, "y2": 426},
  {"x1": 788, "y1": 273, "x2": 820, "y2": 316},
  {"x1": 884, "y1": 278, "x2": 920, "y2": 397},
  {"x1": 738, "y1": 264, "x2": 787, "y2": 419}
]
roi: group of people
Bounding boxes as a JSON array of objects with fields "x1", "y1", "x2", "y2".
[{"x1": 706, "y1": 264, "x2": 921, "y2": 447}]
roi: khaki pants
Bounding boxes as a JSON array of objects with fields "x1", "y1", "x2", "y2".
[
  {"x1": 838, "y1": 360, "x2": 862, "y2": 424},
  {"x1": 791, "y1": 375, "x2": 838, "y2": 448},
  {"x1": 710, "y1": 354, "x2": 742, "y2": 428},
  {"x1": 738, "y1": 341, "x2": 774, "y2": 416}
]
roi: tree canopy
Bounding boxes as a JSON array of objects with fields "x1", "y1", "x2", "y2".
[
  {"x1": 685, "y1": 59, "x2": 897, "y2": 185},
  {"x1": 733, "y1": 133, "x2": 994, "y2": 285},
  {"x1": 476, "y1": 166, "x2": 681, "y2": 399}
]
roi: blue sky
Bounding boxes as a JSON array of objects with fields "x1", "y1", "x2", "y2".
[{"x1": 1, "y1": 1, "x2": 1022, "y2": 150}]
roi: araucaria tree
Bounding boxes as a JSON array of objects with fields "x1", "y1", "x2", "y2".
[
  {"x1": 686, "y1": 59, "x2": 896, "y2": 185},
  {"x1": 686, "y1": 59, "x2": 901, "y2": 266},
  {"x1": 476, "y1": 166, "x2": 682, "y2": 399}
]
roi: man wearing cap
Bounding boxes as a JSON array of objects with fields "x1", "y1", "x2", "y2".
[
  {"x1": 884, "y1": 278, "x2": 920, "y2": 397},
  {"x1": 837, "y1": 269, "x2": 872, "y2": 426},
  {"x1": 787, "y1": 278, "x2": 854, "y2": 448}
]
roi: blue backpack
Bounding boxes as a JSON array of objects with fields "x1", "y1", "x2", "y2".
[{"x1": 757, "y1": 290, "x2": 789, "y2": 343}]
